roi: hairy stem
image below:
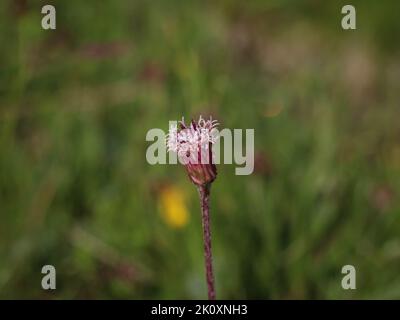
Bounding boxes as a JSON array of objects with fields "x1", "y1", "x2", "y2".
[{"x1": 198, "y1": 184, "x2": 216, "y2": 300}]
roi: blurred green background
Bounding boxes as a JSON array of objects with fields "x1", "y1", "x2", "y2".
[{"x1": 1, "y1": 0, "x2": 400, "y2": 299}]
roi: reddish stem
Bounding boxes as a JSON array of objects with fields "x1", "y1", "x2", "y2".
[{"x1": 198, "y1": 184, "x2": 216, "y2": 300}]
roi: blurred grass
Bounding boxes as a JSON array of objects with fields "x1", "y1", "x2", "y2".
[{"x1": 1, "y1": 0, "x2": 400, "y2": 299}]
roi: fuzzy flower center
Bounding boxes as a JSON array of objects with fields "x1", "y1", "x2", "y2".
[{"x1": 167, "y1": 116, "x2": 219, "y2": 165}]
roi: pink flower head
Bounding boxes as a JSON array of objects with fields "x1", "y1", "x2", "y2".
[{"x1": 167, "y1": 116, "x2": 219, "y2": 186}]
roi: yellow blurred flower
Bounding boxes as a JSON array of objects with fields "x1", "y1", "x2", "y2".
[{"x1": 159, "y1": 185, "x2": 189, "y2": 228}]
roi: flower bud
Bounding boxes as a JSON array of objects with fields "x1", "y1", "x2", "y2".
[{"x1": 167, "y1": 116, "x2": 219, "y2": 186}]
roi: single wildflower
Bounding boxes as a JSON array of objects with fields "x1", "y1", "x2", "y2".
[{"x1": 167, "y1": 115, "x2": 219, "y2": 300}]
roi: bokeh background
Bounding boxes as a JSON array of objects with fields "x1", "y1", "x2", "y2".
[{"x1": 1, "y1": 0, "x2": 400, "y2": 299}]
